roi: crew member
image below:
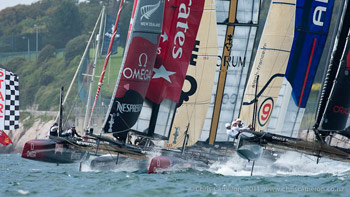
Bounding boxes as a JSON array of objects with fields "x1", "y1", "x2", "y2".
[
  {"x1": 63, "y1": 126, "x2": 81, "y2": 138},
  {"x1": 226, "y1": 119, "x2": 252, "y2": 139},
  {"x1": 48, "y1": 123, "x2": 59, "y2": 137}
]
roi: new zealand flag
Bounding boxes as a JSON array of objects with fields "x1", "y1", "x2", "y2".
[{"x1": 101, "y1": 15, "x2": 120, "y2": 55}]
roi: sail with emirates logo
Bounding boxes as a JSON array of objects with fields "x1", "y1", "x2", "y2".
[
  {"x1": 165, "y1": 0, "x2": 217, "y2": 148},
  {"x1": 131, "y1": 0, "x2": 205, "y2": 139}
]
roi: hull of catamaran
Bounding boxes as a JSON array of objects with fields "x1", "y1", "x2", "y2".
[
  {"x1": 236, "y1": 132, "x2": 263, "y2": 161},
  {"x1": 148, "y1": 155, "x2": 209, "y2": 174},
  {"x1": 21, "y1": 138, "x2": 90, "y2": 164},
  {"x1": 89, "y1": 154, "x2": 149, "y2": 171},
  {"x1": 238, "y1": 130, "x2": 350, "y2": 162}
]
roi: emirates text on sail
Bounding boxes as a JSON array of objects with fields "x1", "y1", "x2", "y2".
[{"x1": 172, "y1": 0, "x2": 192, "y2": 59}]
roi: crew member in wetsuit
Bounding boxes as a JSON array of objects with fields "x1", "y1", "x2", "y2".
[
  {"x1": 63, "y1": 126, "x2": 81, "y2": 138},
  {"x1": 48, "y1": 123, "x2": 59, "y2": 137},
  {"x1": 226, "y1": 119, "x2": 252, "y2": 139}
]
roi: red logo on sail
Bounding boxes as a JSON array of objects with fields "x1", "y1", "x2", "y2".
[
  {"x1": 333, "y1": 105, "x2": 350, "y2": 115},
  {"x1": 116, "y1": 37, "x2": 158, "y2": 98},
  {"x1": 146, "y1": 0, "x2": 205, "y2": 104},
  {"x1": 258, "y1": 97, "x2": 274, "y2": 127}
]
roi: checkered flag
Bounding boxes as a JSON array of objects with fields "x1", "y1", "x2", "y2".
[{"x1": 0, "y1": 68, "x2": 19, "y2": 131}]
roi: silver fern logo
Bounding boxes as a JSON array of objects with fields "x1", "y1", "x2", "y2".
[{"x1": 140, "y1": 1, "x2": 161, "y2": 20}]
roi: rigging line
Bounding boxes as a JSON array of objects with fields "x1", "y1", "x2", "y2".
[
  {"x1": 240, "y1": 0, "x2": 263, "y2": 119},
  {"x1": 105, "y1": 113, "x2": 131, "y2": 134},
  {"x1": 108, "y1": 129, "x2": 129, "y2": 134},
  {"x1": 62, "y1": 82, "x2": 85, "y2": 130},
  {"x1": 260, "y1": 47, "x2": 290, "y2": 53}
]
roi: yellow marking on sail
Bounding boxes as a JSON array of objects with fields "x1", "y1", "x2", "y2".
[{"x1": 208, "y1": 0, "x2": 238, "y2": 145}]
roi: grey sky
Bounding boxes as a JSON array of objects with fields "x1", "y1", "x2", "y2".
[
  {"x1": 0, "y1": 0, "x2": 87, "y2": 11},
  {"x1": 0, "y1": 0, "x2": 39, "y2": 11}
]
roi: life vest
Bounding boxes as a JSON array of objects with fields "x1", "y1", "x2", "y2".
[{"x1": 50, "y1": 126, "x2": 58, "y2": 136}]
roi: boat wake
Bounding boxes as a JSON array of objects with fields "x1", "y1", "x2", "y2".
[
  {"x1": 80, "y1": 155, "x2": 148, "y2": 172},
  {"x1": 208, "y1": 151, "x2": 350, "y2": 177},
  {"x1": 78, "y1": 150, "x2": 350, "y2": 176}
]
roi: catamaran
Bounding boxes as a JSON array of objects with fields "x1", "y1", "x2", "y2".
[
  {"x1": 232, "y1": 0, "x2": 350, "y2": 171},
  {"x1": 149, "y1": 0, "x2": 263, "y2": 173}
]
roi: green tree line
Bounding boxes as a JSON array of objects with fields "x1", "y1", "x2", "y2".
[{"x1": 0, "y1": 0, "x2": 134, "y2": 110}]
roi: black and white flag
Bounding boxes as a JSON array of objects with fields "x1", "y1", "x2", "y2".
[{"x1": 0, "y1": 68, "x2": 19, "y2": 130}]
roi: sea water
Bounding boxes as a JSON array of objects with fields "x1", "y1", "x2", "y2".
[{"x1": 1, "y1": 152, "x2": 349, "y2": 197}]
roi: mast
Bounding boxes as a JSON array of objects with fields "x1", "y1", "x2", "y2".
[
  {"x1": 84, "y1": 6, "x2": 105, "y2": 130},
  {"x1": 59, "y1": 87, "x2": 64, "y2": 136}
]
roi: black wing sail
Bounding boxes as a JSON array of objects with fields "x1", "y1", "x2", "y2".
[
  {"x1": 315, "y1": 1, "x2": 350, "y2": 136},
  {"x1": 318, "y1": 28, "x2": 350, "y2": 135}
]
